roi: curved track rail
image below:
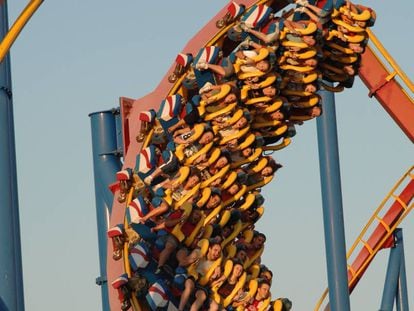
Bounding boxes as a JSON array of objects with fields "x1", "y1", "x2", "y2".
[
  {"x1": 315, "y1": 166, "x2": 414, "y2": 310},
  {"x1": 0, "y1": 0, "x2": 43, "y2": 62}
]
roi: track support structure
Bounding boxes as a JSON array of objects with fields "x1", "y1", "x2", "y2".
[
  {"x1": 0, "y1": 2, "x2": 25, "y2": 310},
  {"x1": 380, "y1": 228, "x2": 409, "y2": 311},
  {"x1": 89, "y1": 109, "x2": 123, "y2": 311},
  {"x1": 316, "y1": 84, "x2": 350, "y2": 311}
]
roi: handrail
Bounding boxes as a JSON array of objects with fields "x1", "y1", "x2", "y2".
[
  {"x1": 346, "y1": 166, "x2": 413, "y2": 259},
  {"x1": 0, "y1": 0, "x2": 44, "y2": 62},
  {"x1": 314, "y1": 166, "x2": 414, "y2": 311},
  {"x1": 367, "y1": 28, "x2": 414, "y2": 94}
]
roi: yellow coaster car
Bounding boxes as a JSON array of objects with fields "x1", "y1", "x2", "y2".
[
  {"x1": 319, "y1": 81, "x2": 345, "y2": 93},
  {"x1": 283, "y1": 47, "x2": 317, "y2": 60},
  {"x1": 202, "y1": 147, "x2": 222, "y2": 167},
  {"x1": 219, "y1": 126, "x2": 250, "y2": 145},
  {"x1": 221, "y1": 171, "x2": 237, "y2": 189},
  {"x1": 212, "y1": 260, "x2": 247, "y2": 307},
  {"x1": 246, "y1": 175, "x2": 274, "y2": 192},
  {"x1": 327, "y1": 29, "x2": 367, "y2": 43},
  {"x1": 212, "y1": 109, "x2": 244, "y2": 134},
  {"x1": 262, "y1": 137, "x2": 291, "y2": 151},
  {"x1": 326, "y1": 42, "x2": 356, "y2": 55},
  {"x1": 200, "y1": 83, "x2": 232, "y2": 106},
  {"x1": 230, "y1": 148, "x2": 262, "y2": 169},
  {"x1": 290, "y1": 94, "x2": 320, "y2": 109},
  {"x1": 252, "y1": 119, "x2": 282, "y2": 129},
  {"x1": 201, "y1": 164, "x2": 230, "y2": 188},
  {"x1": 163, "y1": 166, "x2": 190, "y2": 197},
  {"x1": 332, "y1": 18, "x2": 366, "y2": 33},
  {"x1": 184, "y1": 212, "x2": 206, "y2": 248},
  {"x1": 235, "y1": 279, "x2": 260, "y2": 311},
  {"x1": 177, "y1": 141, "x2": 214, "y2": 164},
  {"x1": 282, "y1": 70, "x2": 319, "y2": 84},
  {"x1": 235, "y1": 47, "x2": 269, "y2": 65},
  {"x1": 196, "y1": 187, "x2": 213, "y2": 207},
  {"x1": 223, "y1": 185, "x2": 247, "y2": 207},
  {"x1": 238, "y1": 193, "x2": 256, "y2": 211},
  {"x1": 250, "y1": 99, "x2": 283, "y2": 115},
  {"x1": 237, "y1": 70, "x2": 267, "y2": 81},
  {"x1": 281, "y1": 39, "x2": 310, "y2": 49},
  {"x1": 221, "y1": 221, "x2": 243, "y2": 248},
  {"x1": 338, "y1": 6, "x2": 372, "y2": 21},
  {"x1": 280, "y1": 22, "x2": 317, "y2": 39},
  {"x1": 324, "y1": 50, "x2": 359, "y2": 64},
  {"x1": 237, "y1": 133, "x2": 256, "y2": 150},
  {"x1": 203, "y1": 102, "x2": 237, "y2": 121},
  {"x1": 280, "y1": 63, "x2": 315, "y2": 73},
  {"x1": 165, "y1": 184, "x2": 201, "y2": 210},
  {"x1": 259, "y1": 124, "x2": 288, "y2": 138},
  {"x1": 204, "y1": 203, "x2": 224, "y2": 226},
  {"x1": 240, "y1": 73, "x2": 278, "y2": 101}
]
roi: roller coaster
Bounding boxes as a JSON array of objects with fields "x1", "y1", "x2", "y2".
[
  {"x1": 1, "y1": 0, "x2": 413, "y2": 311},
  {"x1": 98, "y1": 1, "x2": 414, "y2": 310}
]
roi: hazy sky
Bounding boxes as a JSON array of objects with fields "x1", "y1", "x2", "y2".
[{"x1": 6, "y1": 1, "x2": 414, "y2": 310}]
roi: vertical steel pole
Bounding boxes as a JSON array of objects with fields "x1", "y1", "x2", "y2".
[
  {"x1": 0, "y1": 1, "x2": 25, "y2": 310},
  {"x1": 396, "y1": 231, "x2": 409, "y2": 311},
  {"x1": 89, "y1": 110, "x2": 122, "y2": 311},
  {"x1": 380, "y1": 229, "x2": 409, "y2": 311},
  {"x1": 114, "y1": 108, "x2": 124, "y2": 157},
  {"x1": 316, "y1": 85, "x2": 350, "y2": 311},
  {"x1": 380, "y1": 230, "x2": 401, "y2": 310}
]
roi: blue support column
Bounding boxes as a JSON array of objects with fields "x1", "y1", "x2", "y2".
[
  {"x1": 380, "y1": 229, "x2": 409, "y2": 311},
  {"x1": 89, "y1": 110, "x2": 123, "y2": 311},
  {"x1": 316, "y1": 86, "x2": 350, "y2": 311},
  {"x1": 114, "y1": 108, "x2": 124, "y2": 156},
  {"x1": 0, "y1": 2, "x2": 25, "y2": 310},
  {"x1": 396, "y1": 231, "x2": 409, "y2": 311}
]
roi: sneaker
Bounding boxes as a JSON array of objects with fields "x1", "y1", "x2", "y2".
[
  {"x1": 144, "y1": 175, "x2": 153, "y2": 185},
  {"x1": 195, "y1": 61, "x2": 208, "y2": 70},
  {"x1": 199, "y1": 82, "x2": 213, "y2": 94},
  {"x1": 240, "y1": 38, "x2": 251, "y2": 48},
  {"x1": 294, "y1": 6, "x2": 307, "y2": 13},
  {"x1": 295, "y1": 0, "x2": 308, "y2": 6},
  {"x1": 239, "y1": 22, "x2": 250, "y2": 32},
  {"x1": 155, "y1": 267, "x2": 163, "y2": 275}
]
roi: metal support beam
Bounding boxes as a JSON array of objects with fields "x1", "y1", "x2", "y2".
[
  {"x1": 380, "y1": 229, "x2": 409, "y2": 311},
  {"x1": 0, "y1": 2, "x2": 25, "y2": 310},
  {"x1": 114, "y1": 108, "x2": 124, "y2": 157},
  {"x1": 89, "y1": 109, "x2": 123, "y2": 311},
  {"x1": 396, "y1": 231, "x2": 409, "y2": 311},
  {"x1": 316, "y1": 85, "x2": 350, "y2": 311}
]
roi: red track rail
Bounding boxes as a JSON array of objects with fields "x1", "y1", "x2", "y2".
[
  {"x1": 348, "y1": 178, "x2": 414, "y2": 292},
  {"x1": 359, "y1": 47, "x2": 414, "y2": 143}
]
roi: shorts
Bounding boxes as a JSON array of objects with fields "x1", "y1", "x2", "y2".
[
  {"x1": 159, "y1": 233, "x2": 180, "y2": 249},
  {"x1": 160, "y1": 150, "x2": 179, "y2": 174}
]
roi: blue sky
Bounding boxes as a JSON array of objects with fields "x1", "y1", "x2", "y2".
[{"x1": 6, "y1": 1, "x2": 414, "y2": 310}]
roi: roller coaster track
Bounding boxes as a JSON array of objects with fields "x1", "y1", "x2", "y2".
[
  {"x1": 106, "y1": 1, "x2": 414, "y2": 310},
  {"x1": 315, "y1": 166, "x2": 414, "y2": 310},
  {"x1": 0, "y1": 0, "x2": 43, "y2": 63},
  {"x1": 359, "y1": 29, "x2": 414, "y2": 143}
]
